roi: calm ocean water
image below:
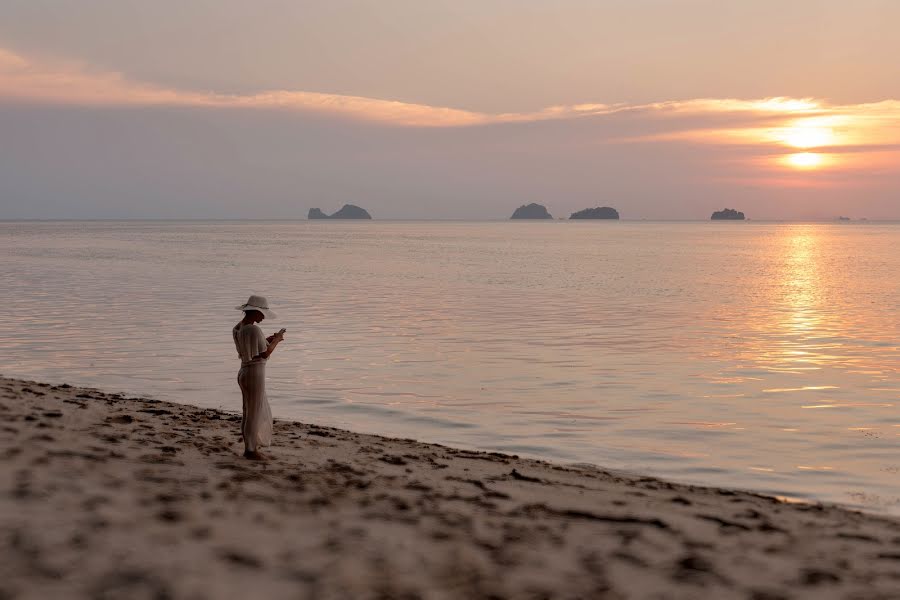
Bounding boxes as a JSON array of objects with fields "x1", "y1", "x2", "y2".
[{"x1": 2, "y1": 221, "x2": 898, "y2": 513}]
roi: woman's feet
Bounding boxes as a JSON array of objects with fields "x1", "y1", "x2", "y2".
[{"x1": 243, "y1": 449, "x2": 268, "y2": 461}]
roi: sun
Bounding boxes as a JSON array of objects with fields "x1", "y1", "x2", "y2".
[
  {"x1": 772, "y1": 118, "x2": 842, "y2": 170},
  {"x1": 773, "y1": 118, "x2": 836, "y2": 149},
  {"x1": 782, "y1": 126, "x2": 834, "y2": 149},
  {"x1": 784, "y1": 152, "x2": 825, "y2": 169}
]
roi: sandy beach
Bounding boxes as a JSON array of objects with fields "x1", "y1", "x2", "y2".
[{"x1": 2, "y1": 376, "x2": 899, "y2": 599}]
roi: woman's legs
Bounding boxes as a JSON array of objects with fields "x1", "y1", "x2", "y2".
[
  {"x1": 238, "y1": 364, "x2": 271, "y2": 459},
  {"x1": 238, "y1": 367, "x2": 257, "y2": 456},
  {"x1": 238, "y1": 369, "x2": 247, "y2": 442}
]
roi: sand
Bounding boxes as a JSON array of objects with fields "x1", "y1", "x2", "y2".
[{"x1": 2, "y1": 376, "x2": 899, "y2": 599}]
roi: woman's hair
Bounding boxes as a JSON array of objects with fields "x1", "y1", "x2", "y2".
[{"x1": 244, "y1": 309, "x2": 264, "y2": 320}]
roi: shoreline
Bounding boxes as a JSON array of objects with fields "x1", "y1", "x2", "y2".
[{"x1": 3, "y1": 375, "x2": 900, "y2": 599}]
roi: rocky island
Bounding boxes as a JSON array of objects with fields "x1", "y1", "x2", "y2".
[
  {"x1": 308, "y1": 204, "x2": 372, "y2": 219},
  {"x1": 510, "y1": 203, "x2": 553, "y2": 219},
  {"x1": 711, "y1": 208, "x2": 745, "y2": 220},
  {"x1": 570, "y1": 206, "x2": 619, "y2": 220}
]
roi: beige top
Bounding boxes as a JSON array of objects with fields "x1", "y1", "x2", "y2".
[{"x1": 233, "y1": 322, "x2": 267, "y2": 366}]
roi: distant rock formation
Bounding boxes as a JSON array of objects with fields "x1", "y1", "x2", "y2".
[
  {"x1": 308, "y1": 204, "x2": 372, "y2": 220},
  {"x1": 711, "y1": 208, "x2": 745, "y2": 220},
  {"x1": 510, "y1": 203, "x2": 553, "y2": 219},
  {"x1": 569, "y1": 207, "x2": 619, "y2": 220},
  {"x1": 331, "y1": 204, "x2": 372, "y2": 219}
]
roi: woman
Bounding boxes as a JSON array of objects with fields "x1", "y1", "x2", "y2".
[{"x1": 232, "y1": 295, "x2": 284, "y2": 460}]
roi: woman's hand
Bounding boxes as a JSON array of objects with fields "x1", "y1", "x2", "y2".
[{"x1": 257, "y1": 331, "x2": 285, "y2": 361}]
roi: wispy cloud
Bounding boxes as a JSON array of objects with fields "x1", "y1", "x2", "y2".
[
  {"x1": 0, "y1": 47, "x2": 855, "y2": 126},
  {"x1": 0, "y1": 47, "x2": 493, "y2": 126},
  {"x1": 3, "y1": 45, "x2": 900, "y2": 174}
]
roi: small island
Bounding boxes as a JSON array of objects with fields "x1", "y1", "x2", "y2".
[
  {"x1": 308, "y1": 204, "x2": 372, "y2": 220},
  {"x1": 711, "y1": 208, "x2": 745, "y2": 220},
  {"x1": 510, "y1": 203, "x2": 553, "y2": 219},
  {"x1": 569, "y1": 206, "x2": 619, "y2": 220}
]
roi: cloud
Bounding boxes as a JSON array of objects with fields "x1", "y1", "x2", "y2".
[
  {"x1": 0, "y1": 47, "x2": 495, "y2": 126},
  {"x1": 0, "y1": 47, "x2": 854, "y2": 124},
  {"x1": 2, "y1": 45, "x2": 900, "y2": 175}
]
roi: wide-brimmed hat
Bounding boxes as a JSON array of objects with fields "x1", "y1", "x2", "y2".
[{"x1": 235, "y1": 294, "x2": 277, "y2": 319}]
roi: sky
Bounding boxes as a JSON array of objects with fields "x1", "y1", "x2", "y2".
[{"x1": 1, "y1": 0, "x2": 899, "y2": 219}]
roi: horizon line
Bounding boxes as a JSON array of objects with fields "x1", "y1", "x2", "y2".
[{"x1": 1, "y1": 217, "x2": 894, "y2": 223}]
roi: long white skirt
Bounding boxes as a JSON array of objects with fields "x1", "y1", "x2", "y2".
[{"x1": 237, "y1": 362, "x2": 273, "y2": 452}]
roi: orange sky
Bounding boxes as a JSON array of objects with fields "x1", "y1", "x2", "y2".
[{"x1": 1, "y1": 1, "x2": 899, "y2": 219}]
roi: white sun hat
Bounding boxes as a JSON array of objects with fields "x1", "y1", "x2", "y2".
[{"x1": 235, "y1": 294, "x2": 277, "y2": 319}]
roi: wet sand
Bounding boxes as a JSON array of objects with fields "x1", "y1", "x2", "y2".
[{"x1": 2, "y1": 375, "x2": 899, "y2": 599}]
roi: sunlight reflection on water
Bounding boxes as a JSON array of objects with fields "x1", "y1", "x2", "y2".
[{"x1": 1, "y1": 220, "x2": 898, "y2": 513}]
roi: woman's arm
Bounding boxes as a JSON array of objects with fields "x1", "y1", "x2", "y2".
[{"x1": 254, "y1": 331, "x2": 284, "y2": 360}]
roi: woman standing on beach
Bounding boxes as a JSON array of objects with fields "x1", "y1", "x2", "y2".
[{"x1": 233, "y1": 295, "x2": 284, "y2": 460}]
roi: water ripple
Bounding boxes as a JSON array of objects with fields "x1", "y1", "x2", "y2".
[{"x1": 1, "y1": 220, "x2": 898, "y2": 513}]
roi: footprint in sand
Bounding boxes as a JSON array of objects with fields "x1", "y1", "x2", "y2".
[
  {"x1": 107, "y1": 414, "x2": 134, "y2": 424},
  {"x1": 90, "y1": 569, "x2": 172, "y2": 600},
  {"x1": 156, "y1": 509, "x2": 184, "y2": 523},
  {"x1": 218, "y1": 549, "x2": 263, "y2": 569}
]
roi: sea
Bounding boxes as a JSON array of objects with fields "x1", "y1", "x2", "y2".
[{"x1": 2, "y1": 220, "x2": 898, "y2": 514}]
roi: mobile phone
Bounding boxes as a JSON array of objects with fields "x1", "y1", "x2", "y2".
[{"x1": 278, "y1": 328, "x2": 287, "y2": 334}]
